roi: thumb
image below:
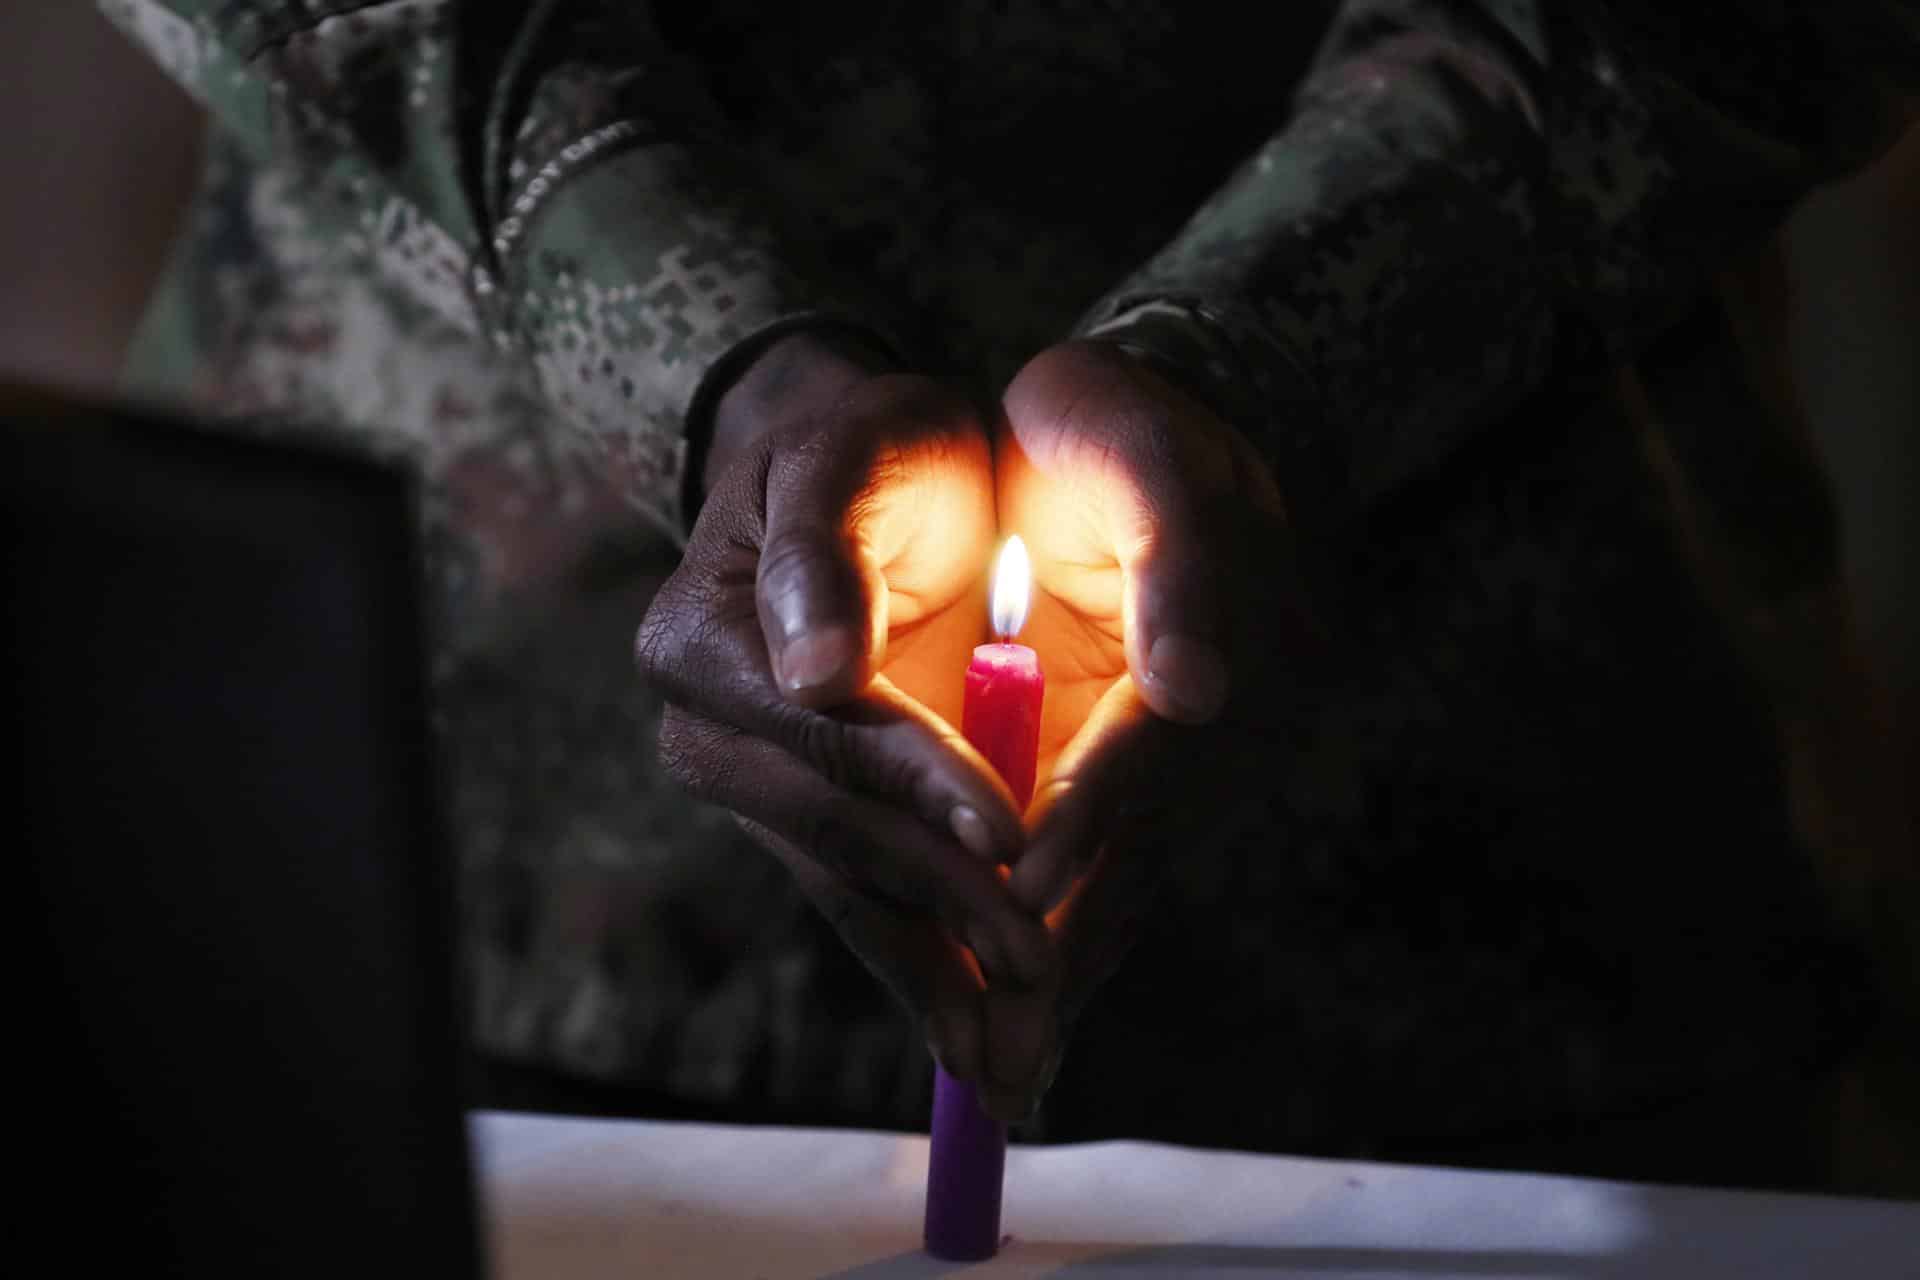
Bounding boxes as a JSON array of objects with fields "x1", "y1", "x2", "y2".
[
  {"x1": 757, "y1": 448, "x2": 885, "y2": 708},
  {"x1": 1122, "y1": 513, "x2": 1231, "y2": 725}
]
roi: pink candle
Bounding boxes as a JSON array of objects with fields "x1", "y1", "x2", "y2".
[
  {"x1": 962, "y1": 643, "x2": 1042, "y2": 813},
  {"x1": 924, "y1": 537, "x2": 1043, "y2": 1262}
]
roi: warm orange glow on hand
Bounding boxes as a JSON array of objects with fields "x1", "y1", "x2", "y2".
[
  {"x1": 993, "y1": 425, "x2": 1135, "y2": 793},
  {"x1": 852, "y1": 426, "x2": 998, "y2": 735},
  {"x1": 994, "y1": 341, "x2": 1294, "y2": 886}
]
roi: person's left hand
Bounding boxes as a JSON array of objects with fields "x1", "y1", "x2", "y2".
[{"x1": 976, "y1": 340, "x2": 1327, "y2": 1120}]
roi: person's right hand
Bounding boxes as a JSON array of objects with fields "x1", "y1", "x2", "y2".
[{"x1": 633, "y1": 330, "x2": 1052, "y2": 1083}]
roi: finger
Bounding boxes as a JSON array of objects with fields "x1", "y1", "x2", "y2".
[
  {"x1": 994, "y1": 838, "x2": 1163, "y2": 1123},
  {"x1": 989, "y1": 771, "x2": 1197, "y2": 1118},
  {"x1": 1118, "y1": 478, "x2": 1325, "y2": 725},
  {"x1": 752, "y1": 389, "x2": 910, "y2": 709},
  {"x1": 1003, "y1": 342, "x2": 1236, "y2": 723},
  {"x1": 977, "y1": 985, "x2": 1062, "y2": 1125},
  {"x1": 756, "y1": 378, "x2": 994, "y2": 709},
  {"x1": 658, "y1": 706, "x2": 1052, "y2": 989},
  {"x1": 1120, "y1": 513, "x2": 1231, "y2": 725},
  {"x1": 638, "y1": 564, "x2": 1026, "y2": 864},
  {"x1": 756, "y1": 465, "x2": 883, "y2": 708},
  {"x1": 831, "y1": 675, "x2": 1030, "y2": 865},
  {"x1": 1008, "y1": 676, "x2": 1184, "y2": 914},
  {"x1": 978, "y1": 829, "x2": 1169, "y2": 1125},
  {"x1": 1114, "y1": 419, "x2": 1325, "y2": 721},
  {"x1": 676, "y1": 392, "x2": 882, "y2": 708},
  {"x1": 1096, "y1": 393, "x2": 1252, "y2": 726},
  {"x1": 1049, "y1": 838, "x2": 1164, "y2": 1037},
  {"x1": 740, "y1": 816, "x2": 988, "y2": 1084}
]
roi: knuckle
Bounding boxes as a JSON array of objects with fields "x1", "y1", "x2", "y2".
[
  {"x1": 680, "y1": 603, "x2": 749, "y2": 697},
  {"x1": 632, "y1": 591, "x2": 682, "y2": 688},
  {"x1": 633, "y1": 574, "x2": 718, "y2": 700},
  {"x1": 802, "y1": 794, "x2": 927, "y2": 906},
  {"x1": 854, "y1": 724, "x2": 924, "y2": 801},
  {"x1": 789, "y1": 714, "x2": 928, "y2": 808},
  {"x1": 655, "y1": 708, "x2": 731, "y2": 799},
  {"x1": 755, "y1": 527, "x2": 834, "y2": 605},
  {"x1": 795, "y1": 794, "x2": 867, "y2": 880},
  {"x1": 789, "y1": 707, "x2": 858, "y2": 787},
  {"x1": 654, "y1": 709, "x2": 705, "y2": 792},
  {"x1": 636, "y1": 551, "x2": 762, "y2": 703}
]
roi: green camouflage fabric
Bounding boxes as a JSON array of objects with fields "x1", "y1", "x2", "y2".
[{"x1": 103, "y1": 0, "x2": 1916, "y2": 1171}]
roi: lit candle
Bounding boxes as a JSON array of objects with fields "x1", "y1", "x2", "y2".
[{"x1": 924, "y1": 535, "x2": 1043, "y2": 1262}]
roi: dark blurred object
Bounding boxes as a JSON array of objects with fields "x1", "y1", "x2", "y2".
[
  {"x1": 1620, "y1": 256, "x2": 1920, "y2": 1194},
  {"x1": 5, "y1": 386, "x2": 483, "y2": 1277},
  {"x1": 1783, "y1": 126, "x2": 1920, "y2": 796}
]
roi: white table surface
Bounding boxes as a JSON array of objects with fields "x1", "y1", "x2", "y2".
[{"x1": 472, "y1": 1110, "x2": 1918, "y2": 1278}]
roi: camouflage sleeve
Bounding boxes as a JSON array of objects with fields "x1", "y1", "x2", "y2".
[
  {"x1": 98, "y1": 0, "x2": 894, "y2": 537},
  {"x1": 1081, "y1": 0, "x2": 1919, "y2": 536}
]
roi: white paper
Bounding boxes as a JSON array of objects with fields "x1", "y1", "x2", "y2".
[{"x1": 473, "y1": 1111, "x2": 1919, "y2": 1279}]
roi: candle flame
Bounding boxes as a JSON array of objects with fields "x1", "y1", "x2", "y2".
[{"x1": 990, "y1": 535, "x2": 1032, "y2": 639}]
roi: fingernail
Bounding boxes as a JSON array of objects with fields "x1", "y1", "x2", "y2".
[
  {"x1": 949, "y1": 805, "x2": 997, "y2": 861},
  {"x1": 1146, "y1": 633, "x2": 1229, "y2": 721},
  {"x1": 777, "y1": 625, "x2": 857, "y2": 694}
]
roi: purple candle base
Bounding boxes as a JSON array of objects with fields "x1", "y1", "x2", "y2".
[{"x1": 923, "y1": 1066, "x2": 1007, "y2": 1260}]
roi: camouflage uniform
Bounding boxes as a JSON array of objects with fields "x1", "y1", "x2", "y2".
[{"x1": 104, "y1": 0, "x2": 1917, "y2": 1174}]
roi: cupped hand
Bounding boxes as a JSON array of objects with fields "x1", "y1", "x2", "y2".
[
  {"x1": 976, "y1": 340, "x2": 1325, "y2": 1119},
  {"x1": 634, "y1": 332, "x2": 1050, "y2": 1083}
]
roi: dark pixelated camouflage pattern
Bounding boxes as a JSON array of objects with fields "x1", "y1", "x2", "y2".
[
  {"x1": 103, "y1": 0, "x2": 1914, "y2": 1163},
  {"x1": 1084, "y1": 2, "x2": 1920, "y2": 537}
]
